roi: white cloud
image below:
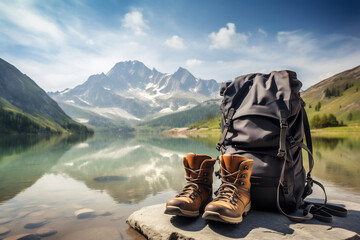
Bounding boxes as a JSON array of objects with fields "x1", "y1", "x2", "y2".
[
  {"x1": 258, "y1": 28, "x2": 267, "y2": 36},
  {"x1": 122, "y1": 10, "x2": 148, "y2": 36},
  {"x1": 277, "y1": 31, "x2": 316, "y2": 54},
  {"x1": 209, "y1": 23, "x2": 248, "y2": 49},
  {"x1": 185, "y1": 59, "x2": 202, "y2": 67},
  {"x1": 165, "y1": 35, "x2": 185, "y2": 49},
  {"x1": 0, "y1": 1, "x2": 65, "y2": 47}
]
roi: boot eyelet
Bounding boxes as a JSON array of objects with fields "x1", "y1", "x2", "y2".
[
  {"x1": 198, "y1": 189, "x2": 202, "y2": 193},
  {"x1": 244, "y1": 166, "x2": 249, "y2": 170},
  {"x1": 233, "y1": 198, "x2": 238, "y2": 203},
  {"x1": 203, "y1": 172, "x2": 208, "y2": 176},
  {"x1": 241, "y1": 174, "x2": 247, "y2": 178},
  {"x1": 190, "y1": 195, "x2": 195, "y2": 200},
  {"x1": 204, "y1": 179, "x2": 208, "y2": 182},
  {"x1": 241, "y1": 182, "x2": 245, "y2": 185}
]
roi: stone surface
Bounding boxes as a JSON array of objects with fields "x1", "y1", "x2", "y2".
[
  {"x1": 0, "y1": 218, "x2": 12, "y2": 225},
  {"x1": 0, "y1": 226, "x2": 11, "y2": 236},
  {"x1": 62, "y1": 226, "x2": 121, "y2": 240},
  {"x1": 127, "y1": 201, "x2": 360, "y2": 240},
  {"x1": 24, "y1": 219, "x2": 47, "y2": 229},
  {"x1": 3, "y1": 233, "x2": 40, "y2": 240},
  {"x1": 35, "y1": 228, "x2": 57, "y2": 237},
  {"x1": 74, "y1": 208, "x2": 95, "y2": 219}
]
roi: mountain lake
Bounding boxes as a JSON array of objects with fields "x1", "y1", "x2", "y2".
[{"x1": 0, "y1": 132, "x2": 359, "y2": 239}]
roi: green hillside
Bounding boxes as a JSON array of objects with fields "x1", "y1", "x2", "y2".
[
  {"x1": 301, "y1": 65, "x2": 360, "y2": 126},
  {"x1": 0, "y1": 58, "x2": 93, "y2": 134},
  {"x1": 139, "y1": 99, "x2": 220, "y2": 129}
]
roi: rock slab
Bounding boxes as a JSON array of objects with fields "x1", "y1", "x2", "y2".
[
  {"x1": 0, "y1": 226, "x2": 11, "y2": 236},
  {"x1": 0, "y1": 218, "x2": 12, "y2": 225},
  {"x1": 35, "y1": 228, "x2": 57, "y2": 237},
  {"x1": 3, "y1": 233, "x2": 40, "y2": 240},
  {"x1": 127, "y1": 200, "x2": 360, "y2": 240},
  {"x1": 74, "y1": 208, "x2": 95, "y2": 219}
]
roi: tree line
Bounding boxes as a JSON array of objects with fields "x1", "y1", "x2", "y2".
[
  {"x1": 310, "y1": 113, "x2": 343, "y2": 129},
  {"x1": 0, "y1": 108, "x2": 46, "y2": 133}
]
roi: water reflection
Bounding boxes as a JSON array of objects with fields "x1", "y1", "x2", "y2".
[
  {"x1": 0, "y1": 132, "x2": 359, "y2": 239},
  {"x1": 51, "y1": 134, "x2": 219, "y2": 203},
  {"x1": 0, "y1": 134, "x2": 90, "y2": 202},
  {"x1": 309, "y1": 135, "x2": 360, "y2": 192}
]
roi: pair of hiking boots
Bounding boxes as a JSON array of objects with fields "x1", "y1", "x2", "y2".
[{"x1": 164, "y1": 153, "x2": 254, "y2": 224}]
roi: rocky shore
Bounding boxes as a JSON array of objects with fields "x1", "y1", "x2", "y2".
[{"x1": 127, "y1": 200, "x2": 360, "y2": 240}]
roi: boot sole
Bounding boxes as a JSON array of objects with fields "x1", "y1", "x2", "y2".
[
  {"x1": 164, "y1": 206, "x2": 199, "y2": 217},
  {"x1": 202, "y1": 202, "x2": 251, "y2": 224}
]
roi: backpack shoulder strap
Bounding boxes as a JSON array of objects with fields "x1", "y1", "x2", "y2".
[{"x1": 216, "y1": 108, "x2": 235, "y2": 153}]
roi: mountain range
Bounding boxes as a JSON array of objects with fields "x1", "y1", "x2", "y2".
[
  {"x1": 49, "y1": 60, "x2": 220, "y2": 127},
  {"x1": 0, "y1": 58, "x2": 92, "y2": 134}
]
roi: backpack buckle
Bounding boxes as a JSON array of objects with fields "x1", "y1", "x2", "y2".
[
  {"x1": 277, "y1": 149, "x2": 286, "y2": 158},
  {"x1": 280, "y1": 120, "x2": 288, "y2": 129}
]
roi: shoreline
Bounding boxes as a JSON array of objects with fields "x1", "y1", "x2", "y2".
[{"x1": 163, "y1": 127, "x2": 360, "y2": 139}]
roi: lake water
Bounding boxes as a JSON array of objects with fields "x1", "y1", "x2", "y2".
[{"x1": 0, "y1": 133, "x2": 359, "y2": 239}]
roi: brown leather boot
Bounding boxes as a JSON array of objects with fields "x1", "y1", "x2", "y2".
[
  {"x1": 203, "y1": 154, "x2": 254, "y2": 223},
  {"x1": 164, "y1": 153, "x2": 216, "y2": 217}
]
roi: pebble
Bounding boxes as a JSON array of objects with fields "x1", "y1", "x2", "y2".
[
  {"x1": 3, "y1": 233, "x2": 40, "y2": 240},
  {"x1": 97, "y1": 211, "x2": 112, "y2": 216},
  {"x1": 27, "y1": 211, "x2": 45, "y2": 218},
  {"x1": 42, "y1": 211, "x2": 58, "y2": 220},
  {"x1": 35, "y1": 228, "x2": 57, "y2": 237},
  {"x1": 0, "y1": 218, "x2": 12, "y2": 225},
  {"x1": 74, "y1": 209, "x2": 95, "y2": 219},
  {"x1": 0, "y1": 226, "x2": 11, "y2": 235},
  {"x1": 24, "y1": 219, "x2": 47, "y2": 229},
  {"x1": 16, "y1": 211, "x2": 31, "y2": 219}
]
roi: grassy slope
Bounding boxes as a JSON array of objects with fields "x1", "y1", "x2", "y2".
[
  {"x1": 0, "y1": 97, "x2": 92, "y2": 134},
  {"x1": 0, "y1": 97, "x2": 65, "y2": 132},
  {"x1": 301, "y1": 65, "x2": 360, "y2": 126},
  {"x1": 138, "y1": 99, "x2": 221, "y2": 130}
]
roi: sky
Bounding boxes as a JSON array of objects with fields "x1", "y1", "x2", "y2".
[{"x1": 0, "y1": 0, "x2": 359, "y2": 92}]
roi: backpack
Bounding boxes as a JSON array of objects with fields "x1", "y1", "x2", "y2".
[{"x1": 216, "y1": 71, "x2": 346, "y2": 222}]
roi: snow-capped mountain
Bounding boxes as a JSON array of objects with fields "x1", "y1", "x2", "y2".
[{"x1": 50, "y1": 60, "x2": 220, "y2": 126}]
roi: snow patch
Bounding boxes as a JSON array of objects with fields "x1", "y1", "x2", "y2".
[
  {"x1": 76, "y1": 96, "x2": 91, "y2": 105},
  {"x1": 75, "y1": 118, "x2": 89, "y2": 123},
  {"x1": 103, "y1": 87, "x2": 111, "y2": 90},
  {"x1": 75, "y1": 143, "x2": 89, "y2": 148},
  {"x1": 60, "y1": 89, "x2": 70, "y2": 95},
  {"x1": 66, "y1": 100, "x2": 75, "y2": 104},
  {"x1": 160, "y1": 108, "x2": 173, "y2": 113}
]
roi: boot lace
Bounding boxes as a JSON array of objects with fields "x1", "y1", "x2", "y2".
[
  {"x1": 176, "y1": 167, "x2": 207, "y2": 199},
  {"x1": 214, "y1": 165, "x2": 247, "y2": 205}
]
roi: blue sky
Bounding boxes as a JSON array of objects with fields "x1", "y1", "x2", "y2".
[{"x1": 0, "y1": 0, "x2": 359, "y2": 91}]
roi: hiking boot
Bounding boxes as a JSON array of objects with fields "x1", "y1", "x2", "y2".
[
  {"x1": 164, "y1": 153, "x2": 216, "y2": 217},
  {"x1": 203, "y1": 154, "x2": 254, "y2": 223}
]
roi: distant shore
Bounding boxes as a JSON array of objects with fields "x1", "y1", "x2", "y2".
[{"x1": 163, "y1": 126, "x2": 360, "y2": 139}]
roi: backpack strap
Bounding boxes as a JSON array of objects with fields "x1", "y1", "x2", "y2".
[
  {"x1": 301, "y1": 104, "x2": 314, "y2": 177},
  {"x1": 277, "y1": 109, "x2": 288, "y2": 158},
  {"x1": 216, "y1": 108, "x2": 235, "y2": 153}
]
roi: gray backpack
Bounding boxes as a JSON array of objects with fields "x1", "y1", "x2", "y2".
[{"x1": 216, "y1": 71, "x2": 343, "y2": 222}]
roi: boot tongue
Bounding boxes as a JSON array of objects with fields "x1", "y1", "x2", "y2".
[
  {"x1": 222, "y1": 154, "x2": 245, "y2": 174},
  {"x1": 184, "y1": 153, "x2": 210, "y2": 178},
  {"x1": 187, "y1": 153, "x2": 202, "y2": 170}
]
